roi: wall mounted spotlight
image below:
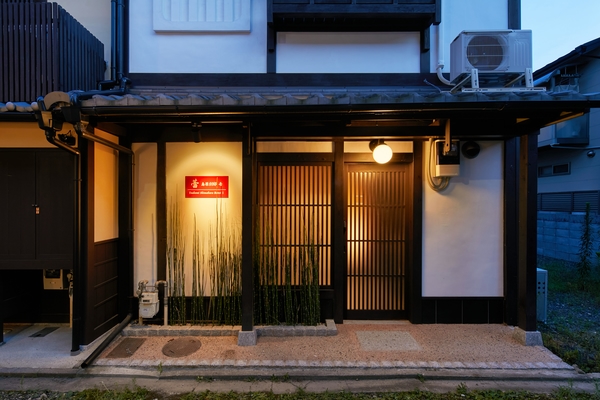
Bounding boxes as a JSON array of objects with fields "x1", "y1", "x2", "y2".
[
  {"x1": 461, "y1": 141, "x2": 480, "y2": 159},
  {"x1": 369, "y1": 139, "x2": 393, "y2": 164},
  {"x1": 587, "y1": 150, "x2": 596, "y2": 158},
  {"x1": 58, "y1": 130, "x2": 76, "y2": 146},
  {"x1": 191, "y1": 122, "x2": 202, "y2": 143}
]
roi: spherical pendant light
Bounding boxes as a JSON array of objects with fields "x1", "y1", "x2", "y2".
[{"x1": 369, "y1": 140, "x2": 393, "y2": 164}]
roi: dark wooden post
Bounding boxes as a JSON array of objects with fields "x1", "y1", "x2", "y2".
[
  {"x1": 241, "y1": 127, "x2": 254, "y2": 331},
  {"x1": 504, "y1": 138, "x2": 519, "y2": 326},
  {"x1": 157, "y1": 141, "x2": 167, "y2": 282},
  {"x1": 78, "y1": 139, "x2": 94, "y2": 350},
  {"x1": 518, "y1": 133, "x2": 538, "y2": 332},
  {"x1": 118, "y1": 136, "x2": 134, "y2": 318},
  {"x1": 332, "y1": 139, "x2": 345, "y2": 324},
  {"x1": 410, "y1": 141, "x2": 424, "y2": 323}
]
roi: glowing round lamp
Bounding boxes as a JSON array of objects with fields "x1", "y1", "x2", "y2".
[{"x1": 369, "y1": 140, "x2": 393, "y2": 164}]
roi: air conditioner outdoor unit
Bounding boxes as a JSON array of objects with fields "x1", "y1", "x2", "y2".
[{"x1": 450, "y1": 30, "x2": 532, "y2": 83}]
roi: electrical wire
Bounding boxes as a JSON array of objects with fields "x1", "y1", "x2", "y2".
[{"x1": 426, "y1": 138, "x2": 450, "y2": 192}]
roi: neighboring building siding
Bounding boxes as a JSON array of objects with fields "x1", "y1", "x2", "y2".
[
  {"x1": 52, "y1": 0, "x2": 111, "y2": 80},
  {"x1": 537, "y1": 48, "x2": 600, "y2": 262}
]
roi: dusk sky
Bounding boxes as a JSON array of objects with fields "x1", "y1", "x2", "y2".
[{"x1": 521, "y1": 0, "x2": 600, "y2": 71}]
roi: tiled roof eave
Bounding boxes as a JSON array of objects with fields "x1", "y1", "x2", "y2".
[{"x1": 79, "y1": 90, "x2": 600, "y2": 109}]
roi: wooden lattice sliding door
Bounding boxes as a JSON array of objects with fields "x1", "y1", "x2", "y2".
[
  {"x1": 257, "y1": 163, "x2": 332, "y2": 287},
  {"x1": 346, "y1": 163, "x2": 408, "y2": 319}
]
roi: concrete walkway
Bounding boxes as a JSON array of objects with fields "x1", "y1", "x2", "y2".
[{"x1": 0, "y1": 321, "x2": 598, "y2": 396}]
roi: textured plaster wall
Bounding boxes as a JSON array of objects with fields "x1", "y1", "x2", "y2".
[
  {"x1": 0, "y1": 122, "x2": 55, "y2": 147},
  {"x1": 430, "y1": 0, "x2": 509, "y2": 74},
  {"x1": 422, "y1": 141, "x2": 504, "y2": 297},
  {"x1": 132, "y1": 143, "x2": 158, "y2": 294},
  {"x1": 94, "y1": 130, "x2": 119, "y2": 242}
]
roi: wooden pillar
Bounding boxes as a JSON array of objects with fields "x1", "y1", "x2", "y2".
[
  {"x1": 241, "y1": 128, "x2": 255, "y2": 331},
  {"x1": 118, "y1": 136, "x2": 134, "y2": 318},
  {"x1": 409, "y1": 141, "x2": 424, "y2": 323},
  {"x1": 78, "y1": 139, "x2": 94, "y2": 349},
  {"x1": 156, "y1": 141, "x2": 167, "y2": 282},
  {"x1": 0, "y1": 274, "x2": 4, "y2": 344},
  {"x1": 518, "y1": 133, "x2": 538, "y2": 331},
  {"x1": 332, "y1": 139, "x2": 345, "y2": 323},
  {"x1": 504, "y1": 138, "x2": 519, "y2": 326}
]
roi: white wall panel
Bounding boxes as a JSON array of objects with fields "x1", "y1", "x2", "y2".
[
  {"x1": 0, "y1": 123, "x2": 54, "y2": 147},
  {"x1": 277, "y1": 32, "x2": 420, "y2": 73},
  {"x1": 431, "y1": 0, "x2": 509, "y2": 73},
  {"x1": 133, "y1": 143, "x2": 158, "y2": 294},
  {"x1": 422, "y1": 141, "x2": 504, "y2": 297},
  {"x1": 166, "y1": 142, "x2": 242, "y2": 295},
  {"x1": 130, "y1": 0, "x2": 267, "y2": 73},
  {"x1": 94, "y1": 130, "x2": 119, "y2": 242}
]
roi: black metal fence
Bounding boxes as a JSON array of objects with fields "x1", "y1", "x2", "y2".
[{"x1": 1, "y1": 1, "x2": 105, "y2": 103}]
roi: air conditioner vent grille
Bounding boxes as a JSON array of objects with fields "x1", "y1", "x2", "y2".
[
  {"x1": 450, "y1": 30, "x2": 532, "y2": 84},
  {"x1": 466, "y1": 35, "x2": 505, "y2": 71}
]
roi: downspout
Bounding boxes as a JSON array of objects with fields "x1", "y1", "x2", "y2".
[
  {"x1": 37, "y1": 87, "x2": 132, "y2": 353},
  {"x1": 36, "y1": 96, "x2": 82, "y2": 353},
  {"x1": 117, "y1": 0, "x2": 125, "y2": 82},
  {"x1": 435, "y1": 0, "x2": 453, "y2": 87},
  {"x1": 110, "y1": 0, "x2": 117, "y2": 81},
  {"x1": 37, "y1": 113, "x2": 82, "y2": 354}
]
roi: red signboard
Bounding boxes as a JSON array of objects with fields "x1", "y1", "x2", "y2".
[{"x1": 185, "y1": 176, "x2": 229, "y2": 198}]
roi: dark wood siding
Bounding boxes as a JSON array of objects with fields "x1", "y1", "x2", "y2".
[
  {"x1": 0, "y1": 1, "x2": 104, "y2": 103},
  {"x1": 84, "y1": 239, "x2": 119, "y2": 344},
  {"x1": 0, "y1": 149, "x2": 75, "y2": 270}
]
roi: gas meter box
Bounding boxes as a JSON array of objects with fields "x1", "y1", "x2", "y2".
[{"x1": 139, "y1": 291, "x2": 159, "y2": 318}]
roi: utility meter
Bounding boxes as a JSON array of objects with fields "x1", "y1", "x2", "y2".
[
  {"x1": 139, "y1": 291, "x2": 159, "y2": 318},
  {"x1": 434, "y1": 140, "x2": 460, "y2": 177}
]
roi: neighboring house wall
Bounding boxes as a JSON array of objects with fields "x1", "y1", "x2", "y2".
[
  {"x1": 537, "y1": 49, "x2": 600, "y2": 262},
  {"x1": 54, "y1": 0, "x2": 112, "y2": 80}
]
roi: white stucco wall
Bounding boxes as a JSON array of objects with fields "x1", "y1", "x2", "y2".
[
  {"x1": 94, "y1": 130, "x2": 119, "y2": 241},
  {"x1": 430, "y1": 0, "x2": 509, "y2": 74},
  {"x1": 129, "y1": 0, "x2": 267, "y2": 73},
  {"x1": 133, "y1": 143, "x2": 158, "y2": 293},
  {"x1": 166, "y1": 142, "x2": 242, "y2": 296},
  {"x1": 422, "y1": 140, "x2": 504, "y2": 297},
  {"x1": 0, "y1": 123, "x2": 54, "y2": 147},
  {"x1": 128, "y1": 0, "x2": 511, "y2": 74},
  {"x1": 276, "y1": 32, "x2": 421, "y2": 73},
  {"x1": 133, "y1": 142, "x2": 243, "y2": 295}
]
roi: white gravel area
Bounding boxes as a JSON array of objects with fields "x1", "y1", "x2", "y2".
[{"x1": 97, "y1": 323, "x2": 564, "y2": 366}]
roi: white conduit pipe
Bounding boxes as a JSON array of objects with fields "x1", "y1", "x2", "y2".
[{"x1": 435, "y1": 2, "x2": 454, "y2": 87}]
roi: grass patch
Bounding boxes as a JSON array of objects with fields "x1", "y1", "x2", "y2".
[
  {"x1": 538, "y1": 256, "x2": 600, "y2": 372},
  {"x1": 3, "y1": 385, "x2": 600, "y2": 399}
]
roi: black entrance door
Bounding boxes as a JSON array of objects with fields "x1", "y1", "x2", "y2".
[{"x1": 345, "y1": 163, "x2": 409, "y2": 320}]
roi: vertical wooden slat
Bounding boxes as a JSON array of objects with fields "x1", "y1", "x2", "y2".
[
  {"x1": 346, "y1": 165, "x2": 407, "y2": 316},
  {"x1": 258, "y1": 162, "x2": 332, "y2": 289}
]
